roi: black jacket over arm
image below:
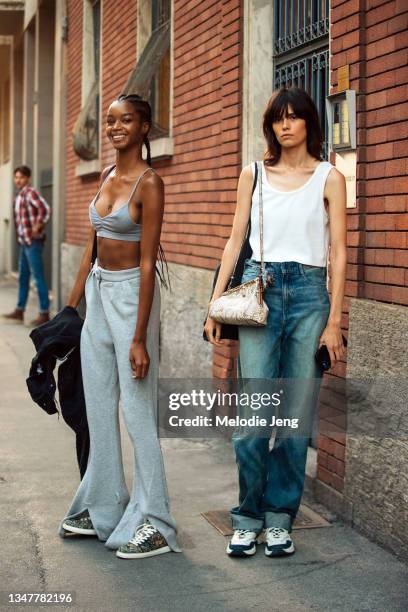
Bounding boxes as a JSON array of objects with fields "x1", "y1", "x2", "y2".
[{"x1": 26, "y1": 306, "x2": 89, "y2": 478}]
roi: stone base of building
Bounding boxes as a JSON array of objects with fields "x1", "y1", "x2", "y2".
[
  {"x1": 313, "y1": 297, "x2": 408, "y2": 562},
  {"x1": 160, "y1": 262, "x2": 213, "y2": 377},
  {"x1": 60, "y1": 242, "x2": 87, "y2": 317}
]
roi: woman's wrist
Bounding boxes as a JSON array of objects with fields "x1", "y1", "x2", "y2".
[
  {"x1": 327, "y1": 317, "x2": 341, "y2": 328},
  {"x1": 66, "y1": 298, "x2": 78, "y2": 309},
  {"x1": 132, "y1": 334, "x2": 147, "y2": 344}
]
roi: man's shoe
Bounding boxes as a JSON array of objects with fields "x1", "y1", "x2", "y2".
[
  {"x1": 264, "y1": 527, "x2": 295, "y2": 557},
  {"x1": 226, "y1": 529, "x2": 259, "y2": 557},
  {"x1": 2, "y1": 309, "x2": 24, "y2": 323},
  {"x1": 62, "y1": 510, "x2": 96, "y2": 535},
  {"x1": 116, "y1": 522, "x2": 171, "y2": 559},
  {"x1": 28, "y1": 312, "x2": 50, "y2": 327}
]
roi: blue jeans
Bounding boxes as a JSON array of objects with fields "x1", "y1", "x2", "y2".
[
  {"x1": 230, "y1": 260, "x2": 330, "y2": 533},
  {"x1": 17, "y1": 240, "x2": 49, "y2": 313}
]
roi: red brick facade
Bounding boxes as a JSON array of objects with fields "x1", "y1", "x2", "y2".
[
  {"x1": 65, "y1": 0, "x2": 243, "y2": 377},
  {"x1": 64, "y1": 0, "x2": 407, "y2": 500},
  {"x1": 65, "y1": 0, "x2": 86, "y2": 246},
  {"x1": 65, "y1": 0, "x2": 242, "y2": 256},
  {"x1": 65, "y1": 0, "x2": 138, "y2": 246},
  {"x1": 163, "y1": 0, "x2": 242, "y2": 269},
  {"x1": 317, "y1": 0, "x2": 408, "y2": 493}
]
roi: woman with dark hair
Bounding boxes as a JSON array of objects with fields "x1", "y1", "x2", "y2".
[
  {"x1": 59, "y1": 94, "x2": 180, "y2": 559},
  {"x1": 204, "y1": 86, "x2": 347, "y2": 558}
]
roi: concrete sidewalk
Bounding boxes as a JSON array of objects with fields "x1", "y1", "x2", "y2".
[{"x1": 0, "y1": 278, "x2": 407, "y2": 612}]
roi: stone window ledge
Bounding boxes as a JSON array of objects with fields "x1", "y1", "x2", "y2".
[
  {"x1": 75, "y1": 159, "x2": 101, "y2": 177},
  {"x1": 150, "y1": 136, "x2": 173, "y2": 160}
]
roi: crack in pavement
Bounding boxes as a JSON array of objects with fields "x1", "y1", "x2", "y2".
[{"x1": 20, "y1": 512, "x2": 48, "y2": 591}]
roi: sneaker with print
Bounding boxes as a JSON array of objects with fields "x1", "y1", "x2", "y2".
[
  {"x1": 116, "y1": 522, "x2": 171, "y2": 559},
  {"x1": 62, "y1": 509, "x2": 96, "y2": 536}
]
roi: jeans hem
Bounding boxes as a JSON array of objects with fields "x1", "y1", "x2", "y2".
[
  {"x1": 230, "y1": 511, "x2": 264, "y2": 533},
  {"x1": 264, "y1": 511, "x2": 292, "y2": 531}
]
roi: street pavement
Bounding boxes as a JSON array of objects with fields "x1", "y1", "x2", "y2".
[{"x1": 1, "y1": 278, "x2": 407, "y2": 612}]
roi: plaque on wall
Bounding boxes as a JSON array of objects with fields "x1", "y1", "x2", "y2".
[{"x1": 335, "y1": 151, "x2": 357, "y2": 209}]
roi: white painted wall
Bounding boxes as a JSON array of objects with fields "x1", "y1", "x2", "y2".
[
  {"x1": 0, "y1": 160, "x2": 13, "y2": 273},
  {"x1": 242, "y1": 0, "x2": 274, "y2": 166}
]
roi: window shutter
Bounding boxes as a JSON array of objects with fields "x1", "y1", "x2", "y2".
[
  {"x1": 122, "y1": 20, "x2": 170, "y2": 99},
  {"x1": 72, "y1": 80, "x2": 99, "y2": 160}
]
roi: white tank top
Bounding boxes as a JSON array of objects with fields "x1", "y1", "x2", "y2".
[{"x1": 249, "y1": 160, "x2": 334, "y2": 267}]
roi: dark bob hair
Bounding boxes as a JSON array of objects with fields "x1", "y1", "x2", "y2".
[{"x1": 262, "y1": 87, "x2": 323, "y2": 166}]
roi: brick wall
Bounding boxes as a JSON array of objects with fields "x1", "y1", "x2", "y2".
[
  {"x1": 317, "y1": 0, "x2": 408, "y2": 494},
  {"x1": 65, "y1": 0, "x2": 242, "y2": 261},
  {"x1": 65, "y1": 0, "x2": 85, "y2": 246},
  {"x1": 64, "y1": 2, "x2": 408, "y2": 497},
  {"x1": 167, "y1": 0, "x2": 242, "y2": 376},
  {"x1": 64, "y1": 0, "x2": 242, "y2": 377},
  {"x1": 162, "y1": 0, "x2": 242, "y2": 270},
  {"x1": 100, "y1": 1, "x2": 137, "y2": 166},
  {"x1": 65, "y1": 0, "x2": 137, "y2": 247}
]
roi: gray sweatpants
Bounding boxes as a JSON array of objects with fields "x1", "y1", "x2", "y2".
[{"x1": 58, "y1": 262, "x2": 180, "y2": 552}]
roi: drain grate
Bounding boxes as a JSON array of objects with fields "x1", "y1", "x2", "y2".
[{"x1": 202, "y1": 504, "x2": 332, "y2": 536}]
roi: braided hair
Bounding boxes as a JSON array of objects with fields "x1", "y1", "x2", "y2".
[
  {"x1": 117, "y1": 94, "x2": 152, "y2": 165},
  {"x1": 116, "y1": 93, "x2": 170, "y2": 289}
]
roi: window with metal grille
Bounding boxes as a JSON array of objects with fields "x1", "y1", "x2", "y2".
[{"x1": 273, "y1": 0, "x2": 330, "y2": 159}]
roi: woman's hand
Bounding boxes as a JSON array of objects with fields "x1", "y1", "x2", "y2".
[
  {"x1": 129, "y1": 340, "x2": 150, "y2": 379},
  {"x1": 318, "y1": 323, "x2": 346, "y2": 369},
  {"x1": 204, "y1": 315, "x2": 223, "y2": 346}
]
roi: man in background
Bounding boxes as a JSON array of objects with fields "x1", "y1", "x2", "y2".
[{"x1": 2, "y1": 165, "x2": 51, "y2": 326}]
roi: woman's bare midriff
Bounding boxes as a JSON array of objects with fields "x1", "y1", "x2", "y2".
[{"x1": 96, "y1": 237, "x2": 141, "y2": 270}]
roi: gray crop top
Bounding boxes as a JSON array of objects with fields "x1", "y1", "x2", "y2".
[{"x1": 89, "y1": 165, "x2": 155, "y2": 241}]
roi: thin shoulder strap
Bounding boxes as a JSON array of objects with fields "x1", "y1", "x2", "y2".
[
  {"x1": 128, "y1": 167, "x2": 156, "y2": 201},
  {"x1": 94, "y1": 164, "x2": 116, "y2": 200}
]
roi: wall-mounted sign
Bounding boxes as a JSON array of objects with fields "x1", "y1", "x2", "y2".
[
  {"x1": 335, "y1": 151, "x2": 357, "y2": 209},
  {"x1": 326, "y1": 89, "x2": 356, "y2": 151},
  {"x1": 337, "y1": 65, "x2": 350, "y2": 92}
]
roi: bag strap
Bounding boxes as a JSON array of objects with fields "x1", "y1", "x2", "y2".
[
  {"x1": 227, "y1": 162, "x2": 258, "y2": 288},
  {"x1": 257, "y1": 161, "x2": 264, "y2": 284}
]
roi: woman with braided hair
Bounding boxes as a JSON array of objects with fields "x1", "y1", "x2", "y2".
[{"x1": 59, "y1": 94, "x2": 180, "y2": 558}]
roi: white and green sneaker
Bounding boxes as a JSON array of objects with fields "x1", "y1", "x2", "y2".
[
  {"x1": 116, "y1": 522, "x2": 171, "y2": 559},
  {"x1": 62, "y1": 510, "x2": 96, "y2": 536}
]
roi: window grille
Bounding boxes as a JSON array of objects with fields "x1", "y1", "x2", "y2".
[{"x1": 273, "y1": 0, "x2": 330, "y2": 159}]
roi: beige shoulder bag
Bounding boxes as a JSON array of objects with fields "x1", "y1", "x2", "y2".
[{"x1": 208, "y1": 161, "x2": 269, "y2": 327}]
